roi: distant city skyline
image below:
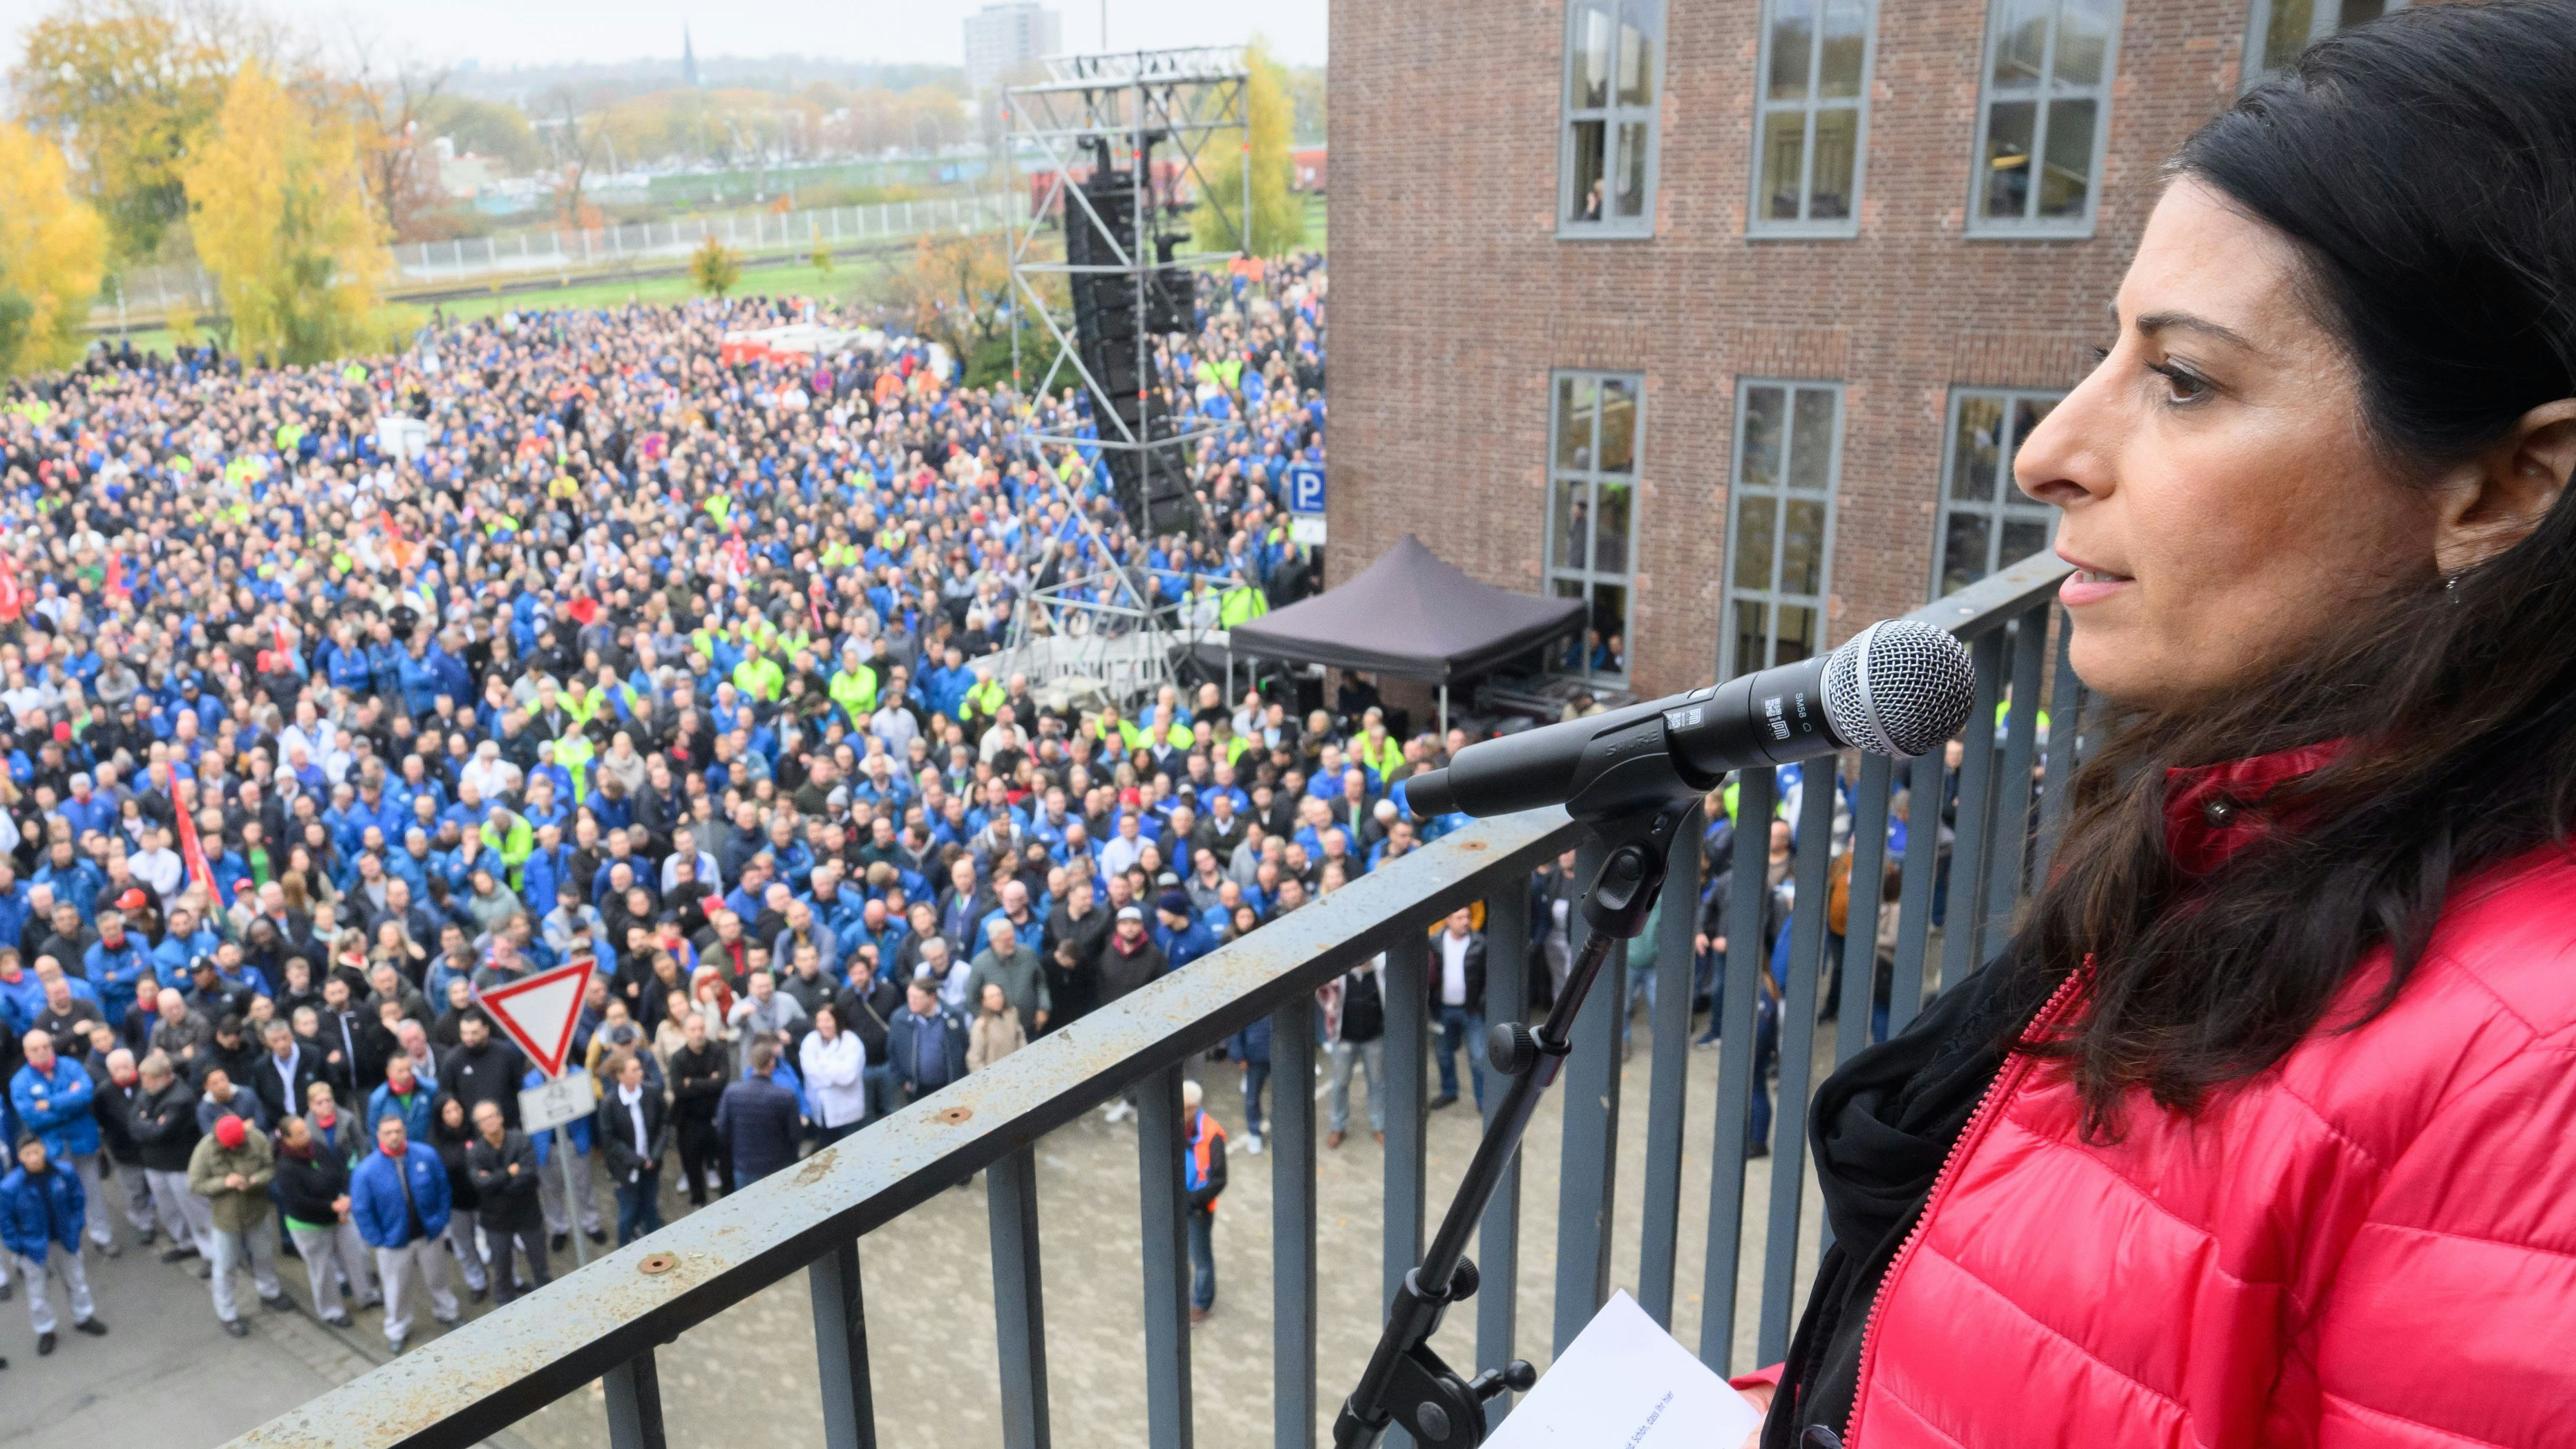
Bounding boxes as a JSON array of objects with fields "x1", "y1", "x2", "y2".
[{"x1": 0, "y1": 0, "x2": 1326, "y2": 75}]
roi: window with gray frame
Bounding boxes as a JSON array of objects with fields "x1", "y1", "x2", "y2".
[
  {"x1": 1751, "y1": 0, "x2": 1876, "y2": 236},
  {"x1": 1723, "y1": 381, "x2": 1841, "y2": 678},
  {"x1": 1935, "y1": 388, "x2": 2062, "y2": 598},
  {"x1": 1969, "y1": 0, "x2": 2122, "y2": 236},
  {"x1": 2243, "y1": 0, "x2": 2405, "y2": 84},
  {"x1": 1560, "y1": 0, "x2": 1665, "y2": 236},
  {"x1": 1546, "y1": 371, "x2": 1641, "y2": 680}
]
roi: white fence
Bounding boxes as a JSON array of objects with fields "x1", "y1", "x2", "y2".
[{"x1": 91, "y1": 191, "x2": 1025, "y2": 330}]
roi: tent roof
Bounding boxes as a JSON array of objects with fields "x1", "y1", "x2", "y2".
[{"x1": 1228, "y1": 533, "x2": 1585, "y2": 685}]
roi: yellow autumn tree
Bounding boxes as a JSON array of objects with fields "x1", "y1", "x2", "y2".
[
  {"x1": 0, "y1": 122, "x2": 108, "y2": 377},
  {"x1": 1189, "y1": 39, "x2": 1303, "y2": 258},
  {"x1": 182, "y1": 63, "x2": 388, "y2": 365}
]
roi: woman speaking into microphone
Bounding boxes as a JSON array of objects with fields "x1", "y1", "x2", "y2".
[{"x1": 1743, "y1": 4, "x2": 2576, "y2": 1446}]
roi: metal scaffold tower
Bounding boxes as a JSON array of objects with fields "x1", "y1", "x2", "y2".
[{"x1": 995, "y1": 48, "x2": 1249, "y2": 707}]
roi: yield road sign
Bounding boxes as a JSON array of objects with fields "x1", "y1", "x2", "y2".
[{"x1": 477, "y1": 957, "x2": 596, "y2": 1079}]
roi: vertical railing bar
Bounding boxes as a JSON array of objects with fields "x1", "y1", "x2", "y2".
[
  {"x1": 1137, "y1": 1062, "x2": 1193, "y2": 1449},
  {"x1": 1475, "y1": 880, "x2": 1532, "y2": 1416},
  {"x1": 1382, "y1": 930, "x2": 1430, "y2": 1311},
  {"x1": 1888, "y1": 749, "x2": 1944, "y2": 1036},
  {"x1": 1835, "y1": 752, "x2": 1895, "y2": 1070},
  {"x1": 1756, "y1": 773, "x2": 1836, "y2": 1363},
  {"x1": 1636, "y1": 801, "x2": 1703, "y2": 1327},
  {"x1": 1938, "y1": 630, "x2": 2006, "y2": 994},
  {"x1": 1982, "y1": 608, "x2": 2051, "y2": 952},
  {"x1": 809, "y1": 1240, "x2": 880, "y2": 1449},
  {"x1": 1381, "y1": 927, "x2": 1430, "y2": 1449},
  {"x1": 603, "y1": 1349, "x2": 668, "y2": 1449},
  {"x1": 1552, "y1": 835, "x2": 1623, "y2": 1355},
  {"x1": 988, "y1": 1144, "x2": 1052, "y2": 1449},
  {"x1": 1271, "y1": 993, "x2": 1318, "y2": 1449},
  {"x1": 1697, "y1": 765, "x2": 1774, "y2": 1375},
  {"x1": 2031, "y1": 603, "x2": 2087, "y2": 884}
]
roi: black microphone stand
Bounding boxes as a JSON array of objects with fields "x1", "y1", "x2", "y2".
[{"x1": 1334, "y1": 719, "x2": 1706, "y2": 1448}]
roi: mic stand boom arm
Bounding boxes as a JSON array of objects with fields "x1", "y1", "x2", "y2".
[{"x1": 1334, "y1": 707, "x2": 1709, "y2": 1449}]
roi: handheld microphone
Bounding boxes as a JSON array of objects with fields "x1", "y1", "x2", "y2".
[{"x1": 1396, "y1": 619, "x2": 1976, "y2": 821}]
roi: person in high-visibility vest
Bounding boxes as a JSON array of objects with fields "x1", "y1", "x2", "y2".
[
  {"x1": 1218, "y1": 574, "x2": 1269, "y2": 629},
  {"x1": 828, "y1": 644, "x2": 879, "y2": 727},
  {"x1": 732, "y1": 650, "x2": 784, "y2": 704},
  {"x1": 553, "y1": 732, "x2": 597, "y2": 802},
  {"x1": 960, "y1": 670, "x2": 1005, "y2": 726}
]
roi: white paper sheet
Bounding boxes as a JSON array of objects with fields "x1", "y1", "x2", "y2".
[{"x1": 1484, "y1": 1291, "x2": 1764, "y2": 1447}]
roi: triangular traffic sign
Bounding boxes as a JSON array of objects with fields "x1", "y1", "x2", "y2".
[{"x1": 477, "y1": 957, "x2": 596, "y2": 1079}]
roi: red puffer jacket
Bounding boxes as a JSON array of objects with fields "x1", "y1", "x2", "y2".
[{"x1": 1845, "y1": 747, "x2": 2576, "y2": 1448}]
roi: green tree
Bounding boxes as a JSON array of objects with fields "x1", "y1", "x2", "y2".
[
  {"x1": 690, "y1": 236, "x2": 741, "y2": 296},
  {"x1": 182, "y1": 63, "x2": 388, "y2": 363},
  {"x1": 1190, "y1": 39, "x2": 1304, "y2": 258},
  {"x1": 0, "y1": 122, "x2": 109, "y2": 376},
  {"x1": 10, "y1": 0, "x2": 242, "y2": 262},
  {"x1": 418, "y1": 94, "x2": 542, "y2": 172}
]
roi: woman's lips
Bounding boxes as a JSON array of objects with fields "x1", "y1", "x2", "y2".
[{"x1": 2058, "y1": 566, "x2": 2133, "y2": 607}]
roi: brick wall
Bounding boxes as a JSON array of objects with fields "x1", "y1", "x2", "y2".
[{"x1": 1327, "y1": 0, "x2": 2253, "y2": 697}]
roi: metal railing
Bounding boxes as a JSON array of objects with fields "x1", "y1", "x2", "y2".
[{"x1": 229, "y1": 551, "x2": 2080, "y2": 1449}]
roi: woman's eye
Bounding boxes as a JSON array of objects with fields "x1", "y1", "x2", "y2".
[{"x1": 2150, "y1": 363, "x2": 2210, "y2": 404}]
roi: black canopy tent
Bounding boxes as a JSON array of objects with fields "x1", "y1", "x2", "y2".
[{"x1": 1226, "y1": 533, "x2": 1587, "y2": 733}]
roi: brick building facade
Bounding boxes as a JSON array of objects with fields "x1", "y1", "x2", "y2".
[{"x1": 1325, "y1": 0, "x2": 2400, "y2": 699}]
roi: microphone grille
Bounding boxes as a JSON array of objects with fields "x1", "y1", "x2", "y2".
[{"x1": 1823, "y1": 620, "x2": 1978, "y2": 758}]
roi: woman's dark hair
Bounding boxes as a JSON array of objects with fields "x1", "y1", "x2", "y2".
[{"x1": 2011, "y1": 0, "x2": 2576, "y2": 1133}]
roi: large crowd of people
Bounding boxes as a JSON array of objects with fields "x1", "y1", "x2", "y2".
[{"x1": 0, "y1": 249, "x2": 1838, "y2": 1372}]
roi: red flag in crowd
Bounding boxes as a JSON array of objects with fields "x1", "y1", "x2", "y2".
[{"x1": 172, "y1": 779, "x2": 220, "y2": 905}]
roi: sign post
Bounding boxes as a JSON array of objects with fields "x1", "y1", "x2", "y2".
[{"x1": 479, "y1": 958, "x2": 598, "y2": 1269}]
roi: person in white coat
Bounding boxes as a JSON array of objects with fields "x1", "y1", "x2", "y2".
[{"x1": 797, "y1": 1005, "x2": 868, "y2": 1146}]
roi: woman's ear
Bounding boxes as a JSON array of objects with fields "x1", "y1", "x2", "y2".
[{"x1": 2433, "y1": 399, "x2": 2576, "y2": 576}]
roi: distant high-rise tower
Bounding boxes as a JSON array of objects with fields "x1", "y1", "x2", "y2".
[
  {"x1": 963, "y1": 2, "x2": 1060, "y2": 95},
  {"x1": 682, "y1": 24, "x2": 701, "y2": 88}
]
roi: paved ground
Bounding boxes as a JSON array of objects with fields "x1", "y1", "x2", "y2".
[
  {"x1": 510, "y1": 1005, "x2": 1827, "y2": 1449},
  {"x1": 0, "y1": 995, "x2": 1836, "y2": 1449}
]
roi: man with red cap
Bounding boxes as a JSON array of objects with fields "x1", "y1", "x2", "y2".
[{"x1": 184, "y1": 1110, "x2": 289, "y2": 1336}]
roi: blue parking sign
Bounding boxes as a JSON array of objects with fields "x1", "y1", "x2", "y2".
[{"x1": 1287, "y1": 463, "x2": 1327, "y2": 515}]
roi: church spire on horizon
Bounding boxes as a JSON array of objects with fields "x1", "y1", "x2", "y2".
[{"x1": 682, "y1": 23, "x2": 701, "y2": 88}]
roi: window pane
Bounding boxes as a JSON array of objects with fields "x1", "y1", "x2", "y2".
[
  {"x1": 1809, "y1": 108, "x2": 1858, "y2": 220},
  {"x1": 1596, "y1": 480, "x2": 1632, "y2": 573},
  {"x1": 1940, "y1": 511, "x2": 1992, "y2": 596},
  {"x1": 1553, "y1": 577, "x2": 1588, "y2": 670},
  {"x1": 1569, "y1": 120, "x2": 1608, "y2": 222},
  {"x1": 1818, "y1": 0, "x2": 1869, "y2": 98},
  {"x1": 1734, "y1": 493, "x2": 1778, "y2": 596},
  {"x1": 1774, "y1": 605, "x2": 1820, "y2": 667},
  {"x1": 1574, "y1": 2, "x2": 1614, "y2": 108},
  {"x1": 1741, "y1": 386, "x2": 1785, "y2": 489},
  {"x1": 1617, "y1": 2, "x2": 1657, "y2": 106},
  {"x1": 2009, "y1": 395, "x2": 2057, "y2": 476},
  {"x1": 1768, "y1": 0, "x2": 1816, "y2": 101},
  {"x1": 1555, "y1": 375, "x2": 1596, "y2": 470},
  {"x1": 1589, "y1": 583, "x2": 1629, "y2": 672},
  {"x1": 1951, "y1": 397, "x2": 2002, "y2": 501},
  {"x1": 1598, "y1": 377, "x2": 1637, "y2": 473},
  {"x1": 2051, "y1": 0, "x2": 2115, "y2": 86},
  {"x1": 1781, "y1": 498, "x2": 1828, "y2": 598},
  {"x1": 1733, "y1": 598, "x2": 1770, "y2": 674},
  {"x1": 1613, "y1": 121, "x2": 1651, "y2": 218},
  {"x1": 1788, "y1": 388, "x2": 1836, "y2": 492},
  {"x1": 1991, "y1": 0, "x2": 2053, "y2": 87},
  {"x1": 2262, "y1": 0, "x2": 2316, "y2": 71},
  {"x1": 1760, "y1": 113, "x2": 1810, "y2": 221},
  {"x1": 1981, "y1": 100, "x2": 2036, "y2": 221},
  {"x1": 2037, "y1": 98, "x2": 2096, "y2": 218},
  {"x1": 2000, "y1": 516, "x2": 2052, "y2": 574},
  {"x1": 1554, "y1": 477, "x2": 1591, "y2": 568}
]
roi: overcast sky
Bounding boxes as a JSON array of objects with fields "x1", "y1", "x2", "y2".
[{"x1": 0, "y1": 0, "x2": 1326, "y2": 75}]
